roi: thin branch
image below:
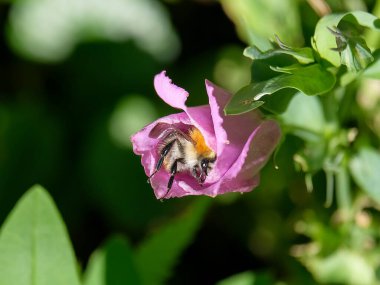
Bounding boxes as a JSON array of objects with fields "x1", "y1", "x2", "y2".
[{"x1": 307, "y1": 0, "x2": 331, "y2": 17}]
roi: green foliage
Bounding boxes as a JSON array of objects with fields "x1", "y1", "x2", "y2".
[
  {"x1": 223, "y1": 8, "x2": 380, "y2": 284},
  {"x1": 295, "y1": 197, "x2": 380, "y2": 285},
  {"x1": 220, "y1": 0, "x2": 303, "y2": 48},
  {"x1": 362, "y1": 50, "x2": 380, "y2": 78},
  {"x1": 313, "y1": 11, "x2": 380, "y2": 70},
  {"x1": 349, "y1": 147, "x2": 380, "y2": 204},
  {"x1": 225, "y1": 64, "x2": 335, "y2": 115},
  {"x1": 83, "y1": 236, "x2": 141, "y2": 285},
  {"x1": 0, "y1": 186, "x2": 210, "y2": 285},
  {"x1": 280, "y1": 93, "x2": 326, "y2": 139},
  {"x1": 2, "y1": 1, "x2": 380, "y2": 285},
  {"x1": 304, "y1": 249, "x2": 375, "y2": 285},
  {"x1": 134, "y1": 198, "x2": 211, "y2": 285},
  {"x1": 216, "y1": 271, "x2": 277, "y2": 285},
  {"x1": 0, "y1": 185, "x2": 81, "y2": 285},
  {"x1": 7, "y1": 0, "x2": 180, "y2": 62},
  {"x1": 243, "y1": 40, "x2": 315, "y2": 65},
  {"x1": 225, "y1": 11, "x2": 380, "y2": 115}
]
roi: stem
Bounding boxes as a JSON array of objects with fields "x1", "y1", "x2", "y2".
[
  {"x1": 324, "y1": 169, "x2": 334, "y2": 207},
  {"x1": 336, "y1": 159, "x2": 351, "y2": 212},
  {"x1": 320, "y1": 92, "x2": 338, "y2": 125},
  {"x1": 305, "y1": 173, "x2": 314, "y2": 193},
  {"x1": 306, "y1": 0, "x2": 331, "y2": 17}
]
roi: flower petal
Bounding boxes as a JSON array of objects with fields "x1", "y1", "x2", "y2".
[
  {"x1": 131, "y1": 111, "x2": 191, "y2": 177},
  {"x1": 154, "y1": 71, "x2": 189, "y2": 109},
  {"x1": 175, "y1": 173, "x2": 260, "y2": 198},
  {"x1": 204, "y1": 80, "x2": 263, "y2": 183},
  {"x1": 149, "y1": 171, "x2": 186, "y2": 199},
  {"x1": 177, "y1": 120, "x2": 281, "y2": 197},
  {"x1": 220, "y1": 120, "x2": 281, "y2": 187},
  {"x1": 154, "y1": 71, "x2": 216, "y2": 151}
]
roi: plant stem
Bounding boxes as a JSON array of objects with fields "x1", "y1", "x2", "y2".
[{"x1": 336, "y1": 157, "x2": 351, "y2": 214}]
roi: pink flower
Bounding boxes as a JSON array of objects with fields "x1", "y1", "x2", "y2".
[{"x1": 131, "y1": 71, "x2": 281, "y2": 199}]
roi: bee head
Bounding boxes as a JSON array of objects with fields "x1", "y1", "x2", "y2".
[{"x1": 198, "y1": 157, "x2": 216, "y2": 184}]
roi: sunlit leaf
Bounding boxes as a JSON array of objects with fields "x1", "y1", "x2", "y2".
[
  {"x1": 244, "y1": 41, "x2": 314, "y2": 65},
  {"x1": 220, "y1": 0, "x2": 303, "y2": 48},
  {"x1": 83, "y1": 236, "x2": 141, "y2": 285},
  {"x1": 304, "y1": 249, "x2": 375, "y2": 285},
  {"x1": 329, "y1": 17, "x2": 374, "y2": 72},
  {"x1": 8, "y1": 0, "x2": 180, "y2": 62},
  {"x1": 244, "y1": 44, "x2": 313, "y2": 83},
  {"x1": 0, "y1": 185, "x2": 81, "y2": 285},
  {"x1": 349, "y1": 147, "x2": 380, "y2": 204},
  {"x1": 362, "y1": 50, "x2": 380, "y2": 79},
  {"x1": 225, "y1": 64, "x2": 335, "y2": 115},
  {"x1": 340, "y1": 41, "x2": 373, "y2": 72},
  {"x1": 313, "y1": 11, "x2": 380, "y2": 68},
  {"x1": 134, "y1": 198, "x2": 211, "y2": 285}
]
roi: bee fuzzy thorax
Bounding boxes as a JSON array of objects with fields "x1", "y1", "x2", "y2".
[
  {"x1": 149, "y1": 125, "x2": 216, "y2": 198},
  {"x1": 188, "y1": 127, "x2": 215, "y2": 159},
  {"x1": 160, "y1": 127, "x2": 215, "y2": 171}
]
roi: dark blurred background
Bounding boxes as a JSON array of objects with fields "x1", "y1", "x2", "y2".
[{"x1": 1, "y1": 0, "x2": 376, "y2": 284}]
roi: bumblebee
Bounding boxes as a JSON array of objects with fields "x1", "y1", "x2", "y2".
[{"x1": 148, "y1": 126, "x2": 216, "y2": 198}]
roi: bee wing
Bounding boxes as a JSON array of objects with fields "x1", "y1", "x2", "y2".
[{"x1": 149, "y1": 123, "x2": 194, "y2": 143}]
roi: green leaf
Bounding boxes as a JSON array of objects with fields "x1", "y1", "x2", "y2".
[
  {"x1": 216, "y1": 271, "x2": 275, "y2": 285},
  {"x1": 281, "y1": 92, "x2": 326, "y2": 137},
  {"x1": 244, "y1": 44, "x2": 313, "y2": 83},
  {"x1": 134, "y1": 198, "x2": 211, "y2": 285},
  {"x1": 0, "y1": 185, "x2": 81, "y2": 285},
  {"x1": 280, "y1": 93, "x2": 328, "y2": 173},
  {"x1": 341, "y1": 11, "x2": 380, "y2": 30},
  {"x1": 362, "y1": 49, "x2": 380, "y2": 79},
  {"x1": 313, "y1": 14, "x2": 346, "y2": 67},
  {"x1": 329, "y1": 17, "x2": 374, "y2": 72},
  {"x1": 225, "y1": 64, "x2": 335, "y2": 115},
  {"x1": 260, "y1": 89, "x2": 297, "y2": 114},
  {"x1": 83, "y1": 236, "x2": 141, "y2": 285},
  {"x1": 313, "y1": 11, "x2": 380, "y2": 68},
  {"x1": 304, "y1": 249, "x2": 375, "y2": 285},
  {"x1": 244, "y1": 39, "x2": 314, "y2": 65},
  {"x1": 349, "y1": 147, "x2": 380, "y2": 204},
  {"x1": 220, "y1": 0, "x2": 303, "y2": 47},
  {"x1": 249, "y1": 51, "x2": 297, "y2": 82}
]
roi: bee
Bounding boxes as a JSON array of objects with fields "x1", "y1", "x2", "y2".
[{"x1": 148, "y1": 125, "x2": 216, "y2": 198}]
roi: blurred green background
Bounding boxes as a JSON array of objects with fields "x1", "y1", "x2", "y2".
[{"x1": 1, "y1": 0, "x2": 380, "y2": 284}]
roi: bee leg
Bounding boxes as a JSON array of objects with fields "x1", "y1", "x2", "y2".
[
  {"x1": 192, "y1": 167, "x2": 204, "y2": 185},
  {"x1": 192, "y1": 166, "x2": 200, "y2": 181},
  {"x1": 147, "y1": 140, "x2": 175, "y2": 183},
  {"x1": 162, "y1": 159, "x2": 179, "y2": 199}
]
